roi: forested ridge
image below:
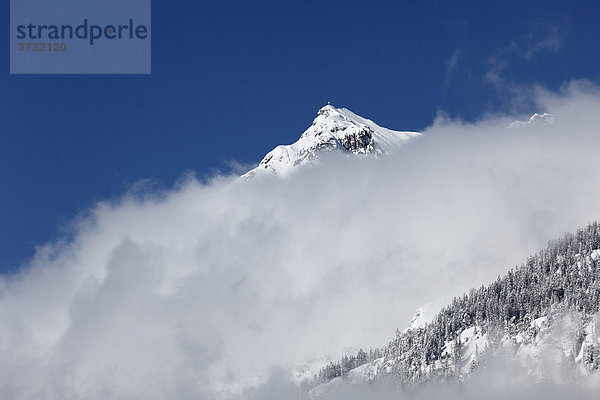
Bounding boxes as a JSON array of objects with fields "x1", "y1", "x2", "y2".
[{"x1": 313, "y1": 222, "x2": 600, "y2": 387}]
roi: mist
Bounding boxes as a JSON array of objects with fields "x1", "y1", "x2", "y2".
[
  {"x1": 1, "y1": 81, "x2": 600, "y2": 399},
  {"x1": 294, "y1": 359, "x2": 600, "y2": 400}
]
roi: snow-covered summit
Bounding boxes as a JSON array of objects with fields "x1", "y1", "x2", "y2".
[
  {"x1": 242, "y1": 105, "x2": 419, "y2": 179},
  {"x1": 507, "y1": 112, "x2": 555, "y2": 128}
]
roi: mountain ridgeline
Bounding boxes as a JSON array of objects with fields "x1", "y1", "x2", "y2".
[{"x1": 312, "y1": 222, "x2": 600, "y2": 390}]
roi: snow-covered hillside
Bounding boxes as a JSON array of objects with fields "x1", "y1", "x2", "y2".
[
  {"x1": 242, "y1": 105, "x2": 419, "y2": 179},
  {"x1": 309, "y1": 223, "x2": 600, "y2": 394},
  {"x1": 405, "y1": 301, "x2": 446, "y2": 332}
]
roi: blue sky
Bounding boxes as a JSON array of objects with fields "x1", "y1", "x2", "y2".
[{"x1": 2, "y1": 0, "x2": 600, "y2": 272}]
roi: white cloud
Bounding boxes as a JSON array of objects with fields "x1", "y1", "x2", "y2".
[{"x1": 2, "y1": 82, "x2": 600, "y2": 399}]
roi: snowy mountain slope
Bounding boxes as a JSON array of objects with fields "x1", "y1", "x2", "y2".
[
  {"x1": 242, "y1": 105, "x2": 419, "y2": 179},
  {"x1": 310, "y1": 223, "x2": 600, "y2": 394},
  {"x1": 310, "y1": 357, "x2": 384, "y2": 397},
  {"x1": 379, "y1": 309, "x2": 600, "y2": 382},
  {"x1": 405, "y1": 300, "x2": 446, "y2": 332},
  {"x1": 507, "y1": 112, "x2": 555, "y2": 128}
]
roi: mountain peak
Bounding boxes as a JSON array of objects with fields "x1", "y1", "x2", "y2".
[
  {"x1": 311, "y1": 104, "x2": 369, "y2": 128},
  {"x1": 315, "y1": 104, "x2": 347, "y2": 120},
  {"x1": 243, "y1": 105, "x2": 420, "y2": 179},
  {"x1": 318, "y1": 103, "x2": 337, "y2": 114},
  {"x1": 507, "y1": 112, "x2": 555, "y2": 128}
]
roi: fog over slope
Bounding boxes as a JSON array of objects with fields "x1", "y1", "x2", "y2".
[{"x1": 1, "y1": 82, "x2": 600, "y2": 399}]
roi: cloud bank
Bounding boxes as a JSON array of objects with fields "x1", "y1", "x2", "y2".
[{"x1": 2, "y1": 82, "x2": 600, "y2": 399}]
